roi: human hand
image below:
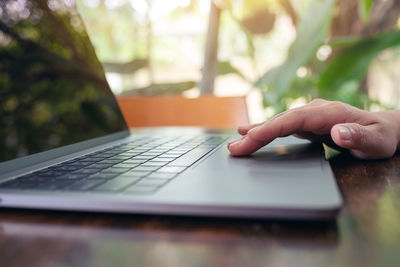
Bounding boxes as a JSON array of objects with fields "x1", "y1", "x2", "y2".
[{"x1": 228, "y1": 99, "x2": 400, "y2": 159}]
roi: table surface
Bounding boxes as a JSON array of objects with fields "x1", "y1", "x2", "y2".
[{"x1": 1, "y1": 150, "x2": 400, "y2": 267}]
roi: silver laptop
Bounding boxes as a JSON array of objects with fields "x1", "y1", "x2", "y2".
[{"x1": 0, "y1": 0, "x2": 342, "y2": 220}]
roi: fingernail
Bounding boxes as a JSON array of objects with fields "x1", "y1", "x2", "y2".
[
  {"x1": 338, "y1": 126, "x2": 352, "y2": 141},
  {"x1": 228, "y1": 139, "x2": 244, "y2": 150},
  {"x1": 227, "y1": 138, "x2": 242, "y2": 149}
]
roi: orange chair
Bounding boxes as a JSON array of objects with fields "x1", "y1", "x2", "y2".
[{"x1": 116, "y1": 95, "x2": 249, "y2": 128}]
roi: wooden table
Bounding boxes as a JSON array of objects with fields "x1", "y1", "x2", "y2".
[{"x1": 1, "y1": 152, "x2": 400, "y2": 267}]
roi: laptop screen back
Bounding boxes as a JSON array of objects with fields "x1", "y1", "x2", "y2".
[{"x1": 0, "y1": 0, "x2": 128, "y2": 163}]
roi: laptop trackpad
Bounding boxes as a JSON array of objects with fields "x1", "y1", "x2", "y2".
[
  {"x1": 163, "y1": 137, "x2": 338, "y2": 208},
  {"x1": 201, "y1": 137, "x2": 325, "y2": 172}
]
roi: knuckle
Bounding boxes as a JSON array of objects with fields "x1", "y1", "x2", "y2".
[
  {"x1": 327, "y1": 100, "x2": 344, "y2": 108},
  {"x1": 326, "y1": 101, "x2": 353, "y2": 116},
  {"x1": 310, "y1": 98, "x2": 326, "y2": 105},
  {"x1": 289, "y1": 109, "x2": 305, "y2": 119}
]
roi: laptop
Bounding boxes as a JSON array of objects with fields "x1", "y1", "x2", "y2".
[{"x1": 0, "y1": 0, "x2": 342, "y2": 220}]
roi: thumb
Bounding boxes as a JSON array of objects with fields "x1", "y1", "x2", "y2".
[{"x1": 331, "y1": 123, "x2": 395, "y2": 159}]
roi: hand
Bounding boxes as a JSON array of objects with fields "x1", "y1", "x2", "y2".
[{"x1": 228, "y1": 99, "x2": 400, "y2": 159}]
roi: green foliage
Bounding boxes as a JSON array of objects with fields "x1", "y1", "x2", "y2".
[
  {"x1": 319, "y1": 30, "x2": 400, "y2": 93},
  {"x1": 359, "y1": 0, "x2": 374, "y2": 23},
  {"x1": 246, "y1": 0, "x2": 400, "y2": 116},
  {"x1": 218, "y1": 61, "x2": 247, "y2": 80},
  {"x1": 255, "y1": 0, "x2": 335, "y2": 112}
]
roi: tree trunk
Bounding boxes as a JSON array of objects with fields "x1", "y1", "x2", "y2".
[
  {"x1": 199, "y1": 2, "x2": 221, "y2": 95},
  {"x1": 331, "y1": 0, "x2": 400, "y2": 38},
  {"x1": 146, "y1": 0, "x2": 153, "y2": 84}
]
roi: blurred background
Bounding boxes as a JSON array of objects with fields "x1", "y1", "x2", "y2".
[{"x1": 76, "y1": 0, "x2": 400, "y2": 123}]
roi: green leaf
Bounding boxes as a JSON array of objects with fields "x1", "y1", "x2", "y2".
[
  {"x1": 255, "y1": 0, "x2": 335, "y2": 103},
  {"x1": 334, "y1": 80, "x2": 365, "y2": 108},
  {"x1": 217, "y1": 61, "x2": 247, "y2": 80},
  {"x1": 359, "y1": 0, "x2": 374, "y2": 23},
  {"x1": 328, "y1": 36, "x2": 364, "y2": 48},
  {"x1": 318, "y1": 30, "x2": 400, "y2": 94}
]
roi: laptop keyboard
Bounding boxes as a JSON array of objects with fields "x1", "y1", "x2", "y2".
[{"x1": 0, "y1": 135, "x2": 228, "y2": 194}]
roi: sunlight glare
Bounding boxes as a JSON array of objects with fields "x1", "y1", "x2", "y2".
[
  {"x1": 317, "y1": 45, "x2": 332, "y2": 61},
  {"x1": 129, "y1": 0, "x2": 148, "y2": 14},
  {"x1": 82, "y1": 0, "x2": 100, "y2": 8},
  {"x1": 198, "y1": 0, "x2": 210, "y2": 15},
  {"x1": 150, "y1": 0, "x2": 191, "y2": 20},
  {"x1": 105, "y1": 0, "x2": 126, "y2": 9},
  {"x1": 296, "y1": 67, "x2": 308, "y2": 78}
]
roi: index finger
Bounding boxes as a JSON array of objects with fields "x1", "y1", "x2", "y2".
[{"x1": 229, "y1": 102, "x2": 361, "y2": 156}]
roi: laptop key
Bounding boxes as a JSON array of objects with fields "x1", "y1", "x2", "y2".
[
  {"x1": 167, "y1": 147, "x2": 214, "y2": 167},
  {"x1": 132, "y1": 166, "x2": 161, "y2": 172},
  {"x1": 101, "y1": 167, "x2": 132, "y2": 174},
  {"x1": 73, "y1": 168, "x2": 101, "y2": 175},
  {"x1": 57, "y1": 173, "x2": 88, "y2": 180},
  {"x1": 149, "y1": 157, "x2": 176, "y2": 162},
  {"x1": 79, "y1": 158, "x2": 101, "y2": 163},
  {"x1": 36, "y1": 170, "x2": 68, "y2": 177},
  {"x1": 118, "y1": 171, "x2": 151, "y2": 178},
  {"x1": 33, "y1": 180, "x2": 74, "y2": 191},
  {"x1": 162, "y1": 153, "x2": 185, "y2": 158},
  {"x1": 157, "y1": 154, "x2": 180, "y2": 159},
  {"x1": 98, "y1": 159, "x2": 125, "y2": 164},
  {"x1": 129, "y1": 149, "x2": 148, "y2": 153},
  {"x1": 93, "y1": 177, "x2": 140, "y2": 192},
  {"x1": 141, "y1": 161, "x2": 167, "y2": 167},
  {"x1": 148, "y1": 149, "x2": 170, "y2": 153},
  {"x1": 141, "y1": 152, "x2": 163, "y2": 156},
  {"x1": 123, "y1": 159, "x2": 148, "y2": 164},
  {"x1": 157, "y1": 166, "x2": 186, "y2": 173},
  {"x1": 110, "y1": 155, "x2": 134, "y2": 160},
  {"x1": 88, "y1": 163, "x2": 115, "y2": 169},
  {"x1": 113, "y1": 163, "x2": 139, "y2": 169},
  {"x1": 97, "y1": 152, "x2": 120, "y2": 157},
  {"x1": 68, "y1": 161, "x2": 94, "y2": 167},
  {"x1": 22, "y1": 175, "x2": 52, "y2": 183},
  {"x1": 131, "y1": 155, "x2": 156, "y2": 160},
  {"x1": 55, "y1": 165, "x2": 81, "y2": 171},
  {"x1": 120, "y1": 152, "x2": 141, "y2": 156},
  {"x1": 89, "y1": 172, "x2": 119, "y2": 179},
  {"x1": 65, "y1": 179, "x2": 106, "y2": 191},
  {"x1": 146, "y1": 173, "x2": 177, "y2": 180}
]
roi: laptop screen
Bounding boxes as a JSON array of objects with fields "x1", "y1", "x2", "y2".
[{"x1": 0, "y1": 0, "x2": 128, "y2": 163}]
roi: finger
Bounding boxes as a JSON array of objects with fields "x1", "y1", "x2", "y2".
[
  {"x1": 331, "y1": 123, "x2": 396, "y2": 159},
  {"x1": 236, "y1": 99, "x2": 328, "y2": 136},
  {"x1": 231, "y1": 113, "x2": 305, "y2": 155},
  {"x1": 250, "y1": 107, "x2": 344, "y2": 141},
  {"x1": 230, "y1": 107, "x2": 324, "y2": 156},
  {"x1": 227, "y1": 135, "x2": 245, "y2": 148},
  {"x1": 237, "y1": 122, "x2": 264, "y2": 135},
  {"x1": 229, "y1": 103, "x2": 362, "y2": 156},
  {"x1": 228, "y1": 134, "x2": 270, "y2": 156}
]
